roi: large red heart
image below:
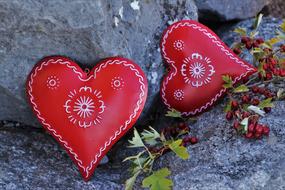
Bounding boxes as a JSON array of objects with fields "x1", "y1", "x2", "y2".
[
  {"x1": 160, "y1": 20, "x2": 256, "y2": 116},
  {"x1": 26, "y1": 56, "x2": 147, "y2": 180}
]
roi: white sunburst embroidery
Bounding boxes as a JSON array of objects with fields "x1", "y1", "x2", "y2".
[
  {"x1": 73, "y1": 96, "x2": 95, "y2": 118},
  {"x1": 173, "y1": 40, "x2": 185, "y2": 51},
  {"x1": 63, "y1": 86, "x2": 106, "y2": 128},
  {"x1": 181, "y1": 53, "x2": 215, "y2": 88},
  {"x1": 173, "y1": 89, "x2": 184, "y2": 101}
]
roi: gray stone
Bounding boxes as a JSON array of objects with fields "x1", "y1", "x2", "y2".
[
  {"x1": 0, "y1": 127, "x2": 126, "y2": 189},
  {"x1": 0, "y1": 0, "x2": 198, "y2": 126},
  {"x1": 195, "y1": 0, "x2": 271, "y2": 21}
]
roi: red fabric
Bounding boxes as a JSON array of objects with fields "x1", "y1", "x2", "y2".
[
  {"x1": 26, "y1": 56, "x2": 147, "y2": 180},
  {"x1": 160, "y1": 20, "x2": 256, "y2": 116}
]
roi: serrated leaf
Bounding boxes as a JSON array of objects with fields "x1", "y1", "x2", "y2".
[
  {"x1": 267, "y1": 37, "x2": 281, "y2": 46},
  {"x1": 141, "y1": 127, "x2": 160, "y2": 146},
  {"x1": 253, "y1": 13, "x2": 263, "y2": 30},
  {"x1": 125, "y1": 171, "x2": 141, "y2": 190},
  {"x1": 165, "y1": 109, "x2": 182, "y2": 118},
  {"x1": 128, "y1": 128, "x2": 145, "y2": 148},
  {"x1": 142, "y1": 168, "x2": 173, "y2": 190},
  {"x1": 233, "y1": 85, "x2": 249, "y2": 93},
  {"x1": 222, "y1": 75, "x2": 233, "y2": 89},
  {"x1": 258, "y1": 61, "x2": 266, "y2": 77},
  {"x1": 234, "y1": 27, "x2": 247, "y2": 36},
  {"x1": 258, "y1": 98, "x2": 274, "y2": 109},
  {"x1": 247, "y1": 105, "x2": 265, "y2": 116},
  {"x1": 168, "y1": 139, "x2": 189, "y2": 160},
  {"x1": 224, "y1": 100, "x2": 232, "y2": 112}
]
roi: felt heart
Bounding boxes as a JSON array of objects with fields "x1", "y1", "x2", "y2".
[
  {"x1": 26, "y1": 56, "x2": 147, "y2": 180},
  {"x1": 160, "y1": 20, "x2": 256, "y2": 116}
]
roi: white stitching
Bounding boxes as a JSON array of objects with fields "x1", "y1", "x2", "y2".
[
  {"x1": 27, "y1": 58, "x2": 146, "y2": 178},
  {"x1": 161, "y1": 21, "x2": 255, "y2": 116}
]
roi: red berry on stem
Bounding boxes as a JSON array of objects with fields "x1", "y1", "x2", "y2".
[
  {"x1": 255, "y1": 124, "x2": 264, "y2": 134},
  {"x1": 233, "y1": 121, "x2": 240, "y2": 130},
  {"x1": 231, "y1": 100, "x2": 239, "y2": 109},
  {"x1": 251, "y1": 86, "x2": 259, "y2": 93},
  {"x1": 251, "y1": 98, "x2": 260, "y2": 106},
  {"x1": 245, "y1": 132, "x2": 254, "y2": 139},
  {"x1": 264, "y1": 107, "x2": 271, "y2": 113},
  {"x1": 233, "y1": 48, "x2": 241, "y2": 55},
  {"x1": 248, "y1": 124, "x2": 255, "y2": 133},
  {"x1": 226, "y1": 111, "x2": 233, "y2": 120},
  {"x1": 190, "y1": 137, "x2": 198, "y2": 144}
]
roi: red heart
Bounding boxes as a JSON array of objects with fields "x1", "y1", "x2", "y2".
[
  {"x1": 160, "y1": 20, "x2": 256, "y2": 116},
  {"x1": 26, "y1": 56, "x2": 147, "y2": 180}
]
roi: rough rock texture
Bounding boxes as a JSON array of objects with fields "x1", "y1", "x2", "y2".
[
  {"x1": 1, "y1": 101, "x2": 285, "y2": 189},
  {"x1": 195, "y1": 0, "x2": 271, "y2": 22},
  {"x1": 0, "y1": 0, "x2": 198, "y2": 126}
]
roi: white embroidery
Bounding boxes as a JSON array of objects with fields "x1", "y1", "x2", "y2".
[
  {"x1": 161, "y1": 21, "x2": 255, "y2": 116},
  {"x1": 64, "y1": 86, "x2": 105, "y2": 128},
  {"x1": 173, "y1": 40, "x2": 185, "y2": 51},
  {"x1": 174, "y1": 89, "x2": 184, "y2": 101},
  {"x1": 27, "y1": 58, "x2": 146, "y2": 179},
  {"x1": 111, "y1": 76, "x2": 124, "y2": 90},
  {"x1": 181, "y1": 53, "x2": 215, "y2": 88},
  {"x1": 46, "y1": 76, "x2": 60, "y2": 90}
]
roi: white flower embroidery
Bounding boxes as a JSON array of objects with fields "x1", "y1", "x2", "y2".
[
  {"x1": 64, "y1": 86, "x2": 106, "y2": 128},
  {"x1": 181, "y1": 53, "x2": 215, "y2": 88}
]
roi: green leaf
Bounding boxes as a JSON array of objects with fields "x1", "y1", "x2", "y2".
[
  {"x1": 258, "y1": 98, "x2": 274, "y2": 109},
  {"x1": 247, "y1": 105, "x2": 265, "y2": 116},
  {"x1": 253, "y1": 13, "x2": 263, "y2": 30},
  {"x1": 125, "y1": 171, "x2": 141, "y2": 190},
  {"x1": 224, "y1": 100, "x2": 232, "y2": 112},
  {"x1": 168, "y1": 139, "x2": 189, "y2": 160},
  {"x1": 141, "y1": 127, "x2": 160, "y2": 146},
  {"x1": 222, "y1": 75, "x2": 233, "y2": 89},
  {"x1": 233, "y1": 27, "x2": 247, "y2": 36},
  {"x1": 267, "y1": 37, "x2": 281, "y2": 46},
  {"x1": 233, "y1": 85, "x2": 249, "y2": 93},
  {"x1": 128, "y1": 128, "x2": 145, "y2": 148},
  {"x1": 280, "y1": 19, "x2": 285, "y2": 32},
  {"x1": 142, "y1": 168, "x2": 173, "y2": 190},
  {"x1": 165, "y1": 109, "x2": 182, "y2": 118},
  {"x1": 258, "y1": 61, "x2": 266, "y2": 77}
]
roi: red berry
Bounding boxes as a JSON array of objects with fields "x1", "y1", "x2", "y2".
[
  {"x1": 280, "y1": 44, "x2": 285, "y2": 52},
  {"x1": 241, "y1": 95, "x2": 251, "y2": 104},
  {"x1": 265, "y1": 72, "x2": 273, "y2": 80},
  {"x1": 248, "y1": 124, "x2": 255, "y2": 133},
  {"x1": 178, "y1": 122, "x2": 187, "y2": 130},
  {"x1": 241, "y1": 36, "x2": 250, "y2": 44},
  {"x1": 226, "y1": 111, "x2": 233, "y2": 120},
  {"x1": 233, "y1": 48, "x2": 241, "y2": 55},
  {"x1": 263, "y1": 126, "x2": 270, "y2": 136},
  {"x1": 251, "y1": 86, "x2": 259, "y2": 93},
  {"x1": 245, "y1": 41, "x2": 252, "y2": 49},
  {"x1": 245, "y1": 132, "x2": 254, "y2": 139},
  {"x1": 233, "y1": 121, "x2": 240, "y2": 130},
  {"x1": 264, "y1": 107, "x2": 271, "y2": 113},
  {"x1": 254, "y1": 132, "x2": 262, "y2": 139},
  {"x1": 251, "y1": 98, "x2": 260, "y2": 106},
  {"x1": 252, "y1": 41, "x2": 260, "y2": 48},
  {"x1": 256, "y1": 38, "x2": 264, "y2": 44},
  {"x1": 231, "y1": 100, "x2": 239, "y2": 109},
  {"x1": 255, "y1": 124, "x2": 264, "y2": 134},
  {"x1": 189, "y1": 137, "x2": 198, "y2": 144},
  {"x1": 280, "y1": 69, "x2": 285, "y2": 77},
  {"x1": 242, "y1": 112, "x2": 251, "y2": 118}
]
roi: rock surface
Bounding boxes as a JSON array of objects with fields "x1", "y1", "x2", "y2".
[
  {"x1": 0, "y1": 0, "x2": 198, "y2": 126},
  {"x1": 1, "y1": 101, "x2": 285, "y2": 190},
  {"x1": 195, "y1": 0, "x2": 271, "y2": 21}
]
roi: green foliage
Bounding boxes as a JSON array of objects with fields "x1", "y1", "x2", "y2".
[
  {"x1": 168, "y1": 139, "x2": 189, "y2": 160},
  {"x1": 165, "y1": 109, "x2": 182, "y2": 118},
  {"x1": 258, "y1": 98, "x2": 274, "y2": 109},
  {"x1": 128, "y1": 128, "x2": 145, "y2": 148},
  {"x1": 222, "y1": 75, "x2": 233, "y2": 89},
  {"x1": 233, "y1": 85, "x2": 249, "y2": 93},
  {"x1": 234, "y1": 27, "x2": 247, "y2": 36},
  {"x1": 142, "y1": 168, "x2": 173, "y2": 190}
]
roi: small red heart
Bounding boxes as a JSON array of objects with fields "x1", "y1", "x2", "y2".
[
  {"x1": 26, "y1": 56, "x2": 147, "y2": 180},
  {"x1": 160, "y1": 20, "x2": 256, "y2": 116}
]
